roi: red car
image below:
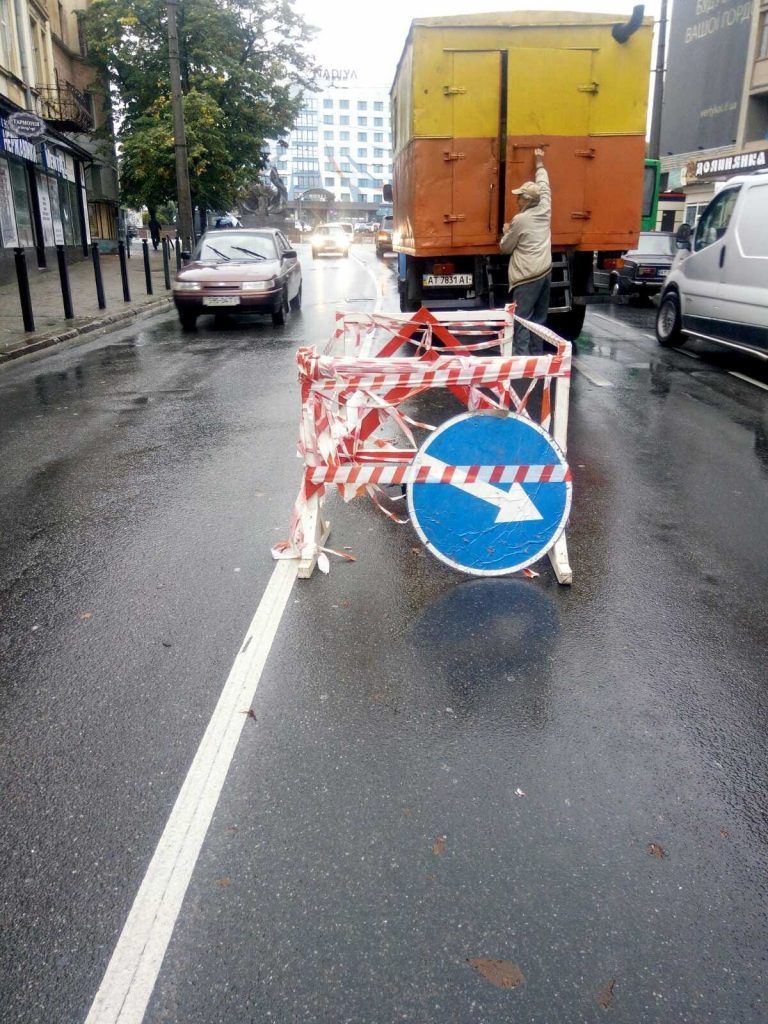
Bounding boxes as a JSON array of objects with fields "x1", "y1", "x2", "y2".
[{"x1": 172, "y1": 228, "x2": 302, "y2": 330}]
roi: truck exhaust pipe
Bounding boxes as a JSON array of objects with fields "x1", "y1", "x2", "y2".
[{"x1": 612, "y1": 5, "x2": 645, "y2": 43}]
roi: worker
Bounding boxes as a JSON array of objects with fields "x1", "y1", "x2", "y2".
[{"x1": 499, "y1": 147, "x2": 551, "y2": 355}]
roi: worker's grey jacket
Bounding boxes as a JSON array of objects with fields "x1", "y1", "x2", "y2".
[{"x1": 499, "y1": 167, "x2": 552, "y2": 290}]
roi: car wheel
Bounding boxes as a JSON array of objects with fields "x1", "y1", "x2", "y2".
[
  {"x1": 656, "y1": 291, "x2": 683, "y2": 347},
  {"x1": 179, "y1": 310, "x2": 198, "y2": 332},
  {"x1": 290, "y1": 283, "x2": 303, "y2": 311},
  {"x1": 610, "y1": 276, "x2": 623, "y2": 300},
  {"x1": 311, "y1": 249, "x2": 318, "y2": 259},
  {"x1": 272, "y1": 290, "x2": 289, "y2": 327}
]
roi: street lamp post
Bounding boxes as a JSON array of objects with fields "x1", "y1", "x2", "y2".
[
  {"x1": 648, "y1": 0, "x2": 668, "y2": 160},
  {"x1": 167, "y1": 0, "x2": 194, "y2": 253}
]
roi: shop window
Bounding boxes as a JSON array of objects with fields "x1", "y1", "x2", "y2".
[{"x1": 9, "y1": 160, "x2": 35, "y2": 247}]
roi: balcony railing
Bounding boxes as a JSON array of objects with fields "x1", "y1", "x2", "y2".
[{"x1": 37, "y1": 82, "x2": 94, "y2": 133}]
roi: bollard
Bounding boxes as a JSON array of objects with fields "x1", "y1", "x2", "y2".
[
  {"x1": 161, "y1": 237, "x2": 172, "y2": 290},
  {"x1": 91, "y1": 242, "x2": 106, "y2": 310},
  {"x1": 142, "y1": 238, "x2": 153, "y2": 295},
  {"x1": 118, "y1": 241, "x2": 131, "y2": 302},
  {"x1": 14, "y1": 248, "x2": 35, "y2": 332},
  {"x1": 56, "y1": 245, "x2": 74, "y2": 320},
  {"x1": 175, "y1": 237, "x2": 181, "y2": 271}
]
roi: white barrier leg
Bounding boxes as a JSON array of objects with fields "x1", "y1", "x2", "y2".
[
  {"x1": 548, "y1": 533, "x2": 573, "y2": 585},
  {"x1": 298, "y1": 492, "x2": 331, "y2": 579}
]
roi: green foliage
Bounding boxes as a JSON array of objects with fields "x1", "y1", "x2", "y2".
[{"x1": 82, "y1": 0, "x2": 317, "y2": 211}]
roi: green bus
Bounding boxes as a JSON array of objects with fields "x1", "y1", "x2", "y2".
[{"x1": 642, "y1": 158, "x2": 661, "y2": 231}]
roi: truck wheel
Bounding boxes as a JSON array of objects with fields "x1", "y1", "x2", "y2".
[
  {"x1": 656, "y1": 292, "x2": 682, "y2": 347},
  {"x1": 547, "y1": 305, "x2": 586, "y2": 341}
]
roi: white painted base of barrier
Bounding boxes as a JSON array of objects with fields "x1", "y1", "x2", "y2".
[
  {"x1": 298, "y1": 494, "x2": 331, "y2": 579},
  {"x1": 548, "y1": 533, "x2": 573, "y2": 585}
]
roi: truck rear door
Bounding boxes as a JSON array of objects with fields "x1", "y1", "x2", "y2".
[
  {"x1": 504, "y1": 48, "x2": 595, "y2": 243},
  {"x1": 445, "y1": 50, "x2": 501, "y2": 248}
]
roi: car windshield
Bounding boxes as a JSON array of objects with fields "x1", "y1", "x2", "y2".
[
  {"x1": 194, "y1": 233, "x2": 277, "y2": 261},
  {"x1": 316, "y1": 226, "x2": 345, "y2": 237},
  {"x1": 629, "y1": 233, "x2": 676, "y2": 256},
  {"x1": 382, "y1": 217, "x2": 393, "y2": 230}
]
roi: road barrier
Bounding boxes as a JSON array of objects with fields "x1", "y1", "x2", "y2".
[{"x1": 274, "y1": 306, "x2": 573, "y2": 582}]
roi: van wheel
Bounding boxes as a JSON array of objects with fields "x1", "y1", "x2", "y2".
[{"x1": 656, "y1": 292, "x2": 683, "y2": 347}]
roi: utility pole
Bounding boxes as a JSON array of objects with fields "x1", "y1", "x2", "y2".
[
  {"x1": 167, "y1": 0, "x2": 194, "y2": 253},
  {"x1": 648, "y1": 0, "x2": 668, "y2": 159}
]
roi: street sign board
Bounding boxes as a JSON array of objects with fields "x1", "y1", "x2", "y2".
[
  {"x1": 7, "y1": 112, "x2": 46, "y2": 142},
  {"x1": 407, "y1": 412, "x2": 571, "y2": 576}
]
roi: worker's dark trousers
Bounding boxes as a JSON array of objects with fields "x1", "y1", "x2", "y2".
[{"x1": 511, "y1": 275, "x2": 550, "y2": 355}]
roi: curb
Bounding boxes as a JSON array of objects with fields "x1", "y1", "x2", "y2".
[{"x1": 0, "y1": 297, "x2": 174, "y2": 365}]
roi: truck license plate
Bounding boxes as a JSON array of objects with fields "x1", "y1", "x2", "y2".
[
  {"x1": 422, "y1": 273, "x2": 473, "y2": 287},
  {"x1": 203, "y1": 296, "x2": 240, "y2": 306}
]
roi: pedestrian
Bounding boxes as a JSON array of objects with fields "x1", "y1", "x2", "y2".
[
  {"x1": 148, "y1": 213, "x2": 162, "y2": 251},
  {"x1": 499, "y1": 147, "x2": 551, "y2": 355}
]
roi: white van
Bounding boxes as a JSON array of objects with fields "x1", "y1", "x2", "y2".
[{"x1": 656, "y1": 169, "x2": 768, "y2": 358}]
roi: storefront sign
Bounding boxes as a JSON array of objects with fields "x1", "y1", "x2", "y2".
[
  {"x1": 41, "y1": 143, "x2": 67, "y2": 176},
  {"x1": 0, "y1": 118, "x2": 38, "y2": 162},
  {"x1": 0, "y1": 158, "x2": 19, "y2": 247},
  {"x1": 299, "y1": 188, "x2": 333, "y2": 202},
  {"x1": 7, "y1": 111, "x2": 46, "y2": 142},
  {"x1": 688, "y1": 147, "x2": 768, "y2": 180},
  {"x1": 317, "y1": 67, "x2": 358, "y2": 82}
]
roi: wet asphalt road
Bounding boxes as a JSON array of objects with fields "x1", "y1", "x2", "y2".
[{"x1": 1, "y1": 247, "x2": 767, "y2": 1023}]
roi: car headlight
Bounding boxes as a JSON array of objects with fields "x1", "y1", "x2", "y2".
[
  {"x1": 311, "y1": 234, "x2": 323, "y2": 245},
  {"x1": 172, "y1": 280, "x2": 202, "y2": 291},
  {"x1": 241, "y1": 279, "x2": 276, "y2": 292}
]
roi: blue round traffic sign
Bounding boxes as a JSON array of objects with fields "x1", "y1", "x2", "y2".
[{"x1": 407, "y1": 412, "x2": 572, "y2": 576}]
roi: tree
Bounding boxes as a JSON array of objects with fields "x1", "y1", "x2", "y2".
[{"x1": 81, "y1": 0, "x2": 317, "y2": 212}]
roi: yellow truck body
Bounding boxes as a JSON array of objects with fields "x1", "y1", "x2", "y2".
[{"x1": 389, "y1": 10, "x2": 654, "y2": 328}]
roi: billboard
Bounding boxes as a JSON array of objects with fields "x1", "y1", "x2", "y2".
[{"x1": 659, "y1": 0, "x2": 753, "y2": 156}]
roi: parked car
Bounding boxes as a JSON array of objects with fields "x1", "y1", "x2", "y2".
[
  {"x1": 213, "y1": 213, "x2": 242, "y2": 229},
  {"x1": 608, "y1": 231, "x2": 677, "y2": 299},
  {"x1": 333, "y1": 221, "x2": 355, "y2": 241},
  {"x1": 376, "y1": 215, "x2": 394, "y2": 256},
  {"x1": 172, "y1": 228, "x2": 302, "y2": 330},
  {"x1": 656, "y1": 170, "x2": 768, "y2": 357},
  {"x1": 311, "y1": 224, "x2": 350, "y2": 258}
]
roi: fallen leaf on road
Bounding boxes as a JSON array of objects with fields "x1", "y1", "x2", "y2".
[
  {"x1": 432, "y1": 836, "x2": 446, "y2": 856},
  {"x1": 317, "y1": 552, "x2": 330, "y2": 575},
  {"x1": 240, "y1": 708, "x2": 257, "y2": 721},
  {"x1": 598, "y1": 979, "x2": 616, "y2": 1009},
  {"x1": 341, "y1": 599, "x2": 350, "y2": 608},
  {"x1": 465, "y1": 958, "x2": 525, "y2": 989},
  {"x1": 161, "y1": 641, "x2": 172, "y2": 648},
  {"x1": 216, "y1": 877, "x2": 231, "y2": 887},
  {"x1": 523, "y1": 568, "x2": 540, "y2": 579},
  {"x1": 514, "y1": 788, "x2": 527, "y2": 797},
  {"x1": 79, "y1": 612, "x2": 93, "y2": 620},
  {"x1": 647, "y1": 843, "x2": 666, "y2": 859},
  {"x1": 720, "y1": 829, "x2": 730, "y2": 839}
]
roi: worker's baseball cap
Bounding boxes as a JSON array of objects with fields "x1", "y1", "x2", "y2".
[{"x1": 511, "y1": 181, "x2": 541, "y2": 200}]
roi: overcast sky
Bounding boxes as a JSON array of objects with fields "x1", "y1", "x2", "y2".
[{"x1": 292, "y1": 1, "x2": 663, "y2": 88}]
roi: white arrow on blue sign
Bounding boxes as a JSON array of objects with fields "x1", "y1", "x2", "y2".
[{"x1": 407, "y1": 412, "x2": 572, "y2": 576}]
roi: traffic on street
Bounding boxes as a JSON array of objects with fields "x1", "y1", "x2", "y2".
[{"x1": 1, "y1": 240, "x2": 767, "y2": 1023}]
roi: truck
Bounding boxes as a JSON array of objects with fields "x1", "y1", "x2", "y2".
[{"x1": 387, "y1": 8, "x2": 654, "y2": 339}]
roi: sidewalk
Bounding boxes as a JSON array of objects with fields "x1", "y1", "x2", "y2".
[{"x1": 0, "y1": 244, "x2": 175, "y2": 365}]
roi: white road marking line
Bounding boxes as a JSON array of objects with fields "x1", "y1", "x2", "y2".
[
  {"x1": 677, "y1": 349, "x2": 702, "y2": 360},
  {"x1": 85, "y1": 559, "x2": 298, "y2": 1024},
  {"x1": 590, "y1": 312, "x2": 620, "y2": 326},
  {"x1": 728, "y1": 371, "x2": 768, "y2": 392},
  {"x1": 571, "y1": 359, "x2": 613, "y2": 387},
  {"x1": 351, "y1": 252, "x2": 385, "y2": 311}
]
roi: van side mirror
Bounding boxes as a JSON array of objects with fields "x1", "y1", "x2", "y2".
[
  {"x1": 382, "y1": 183, "x2": 393, "y2": 203},
  {"x1": 675, "y1": 223, "x2": 692, "y2": 250}
]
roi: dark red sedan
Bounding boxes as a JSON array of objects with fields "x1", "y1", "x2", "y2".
[{"x1": 172, "y1": 228, "x2": 302, "y2": 330}]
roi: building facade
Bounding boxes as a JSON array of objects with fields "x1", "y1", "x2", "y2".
[
  {"x1": 272, "y1": 72, "x2": 393, "y2": 224},
  {"x1": 659, "y1": 0, "x2": 768, "y2": 228},
  {"x1": 0, "y1": 0, "x2": 118, "y2": 283}
]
